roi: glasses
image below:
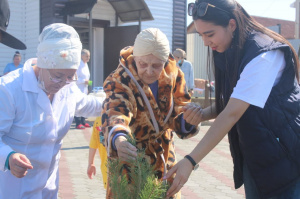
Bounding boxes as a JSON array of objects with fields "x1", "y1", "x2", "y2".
[
  {"x1": 46, "y1": 69, "x2": 78, "y2": 84},
  {"x1": 188, "y1": 2, "x2": 230, "y2": 17}
]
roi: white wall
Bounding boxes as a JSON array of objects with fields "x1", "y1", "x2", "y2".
[
  {"x1": 75, "y1": 0, "x2": 117, "y2": 26},
  {"x1": 187, "y1": 33, "x2": 210, "y2": 80},
  {"x1": 76, "y1": 0, "x2": 174, "y2": 85},
  {"x1": 87, "y1": 0, "x2": 174, "y2": 48},
  {"x1": 140, "y1": 0, "x2": 173, "y2": 49},
  {"x1": 93, "y1": 28, "x2": 104, "y2": 87},
  {"x1": 24, "y1": 0, "x2": 40, "y2": 61},
  {"x1": 107, "y1": 0, "x2": 174, "y2": 50},
  {"x1": 0, "y1": 0, "x2": 39, "y2": 75}
]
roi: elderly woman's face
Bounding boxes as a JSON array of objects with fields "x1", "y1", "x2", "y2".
[
  {"x1": 134, "y1": 54, "x2": 165, "y2": 85},
  {"x1": 40, "y1": 68, "x2": 77, "y2": 94},
  {"x1": 81, "y1": 52, "x2": 90, "y2": 63}
]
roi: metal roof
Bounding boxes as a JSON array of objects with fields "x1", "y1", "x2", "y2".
[
  {"x1": 107, "y1": 0, "x2": 153, "y2": 22},
  {"x1": 60, "y1": 0, "x2": 97, "y2": 16}
]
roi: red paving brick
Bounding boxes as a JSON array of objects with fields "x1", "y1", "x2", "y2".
[{"x1": 59, "y1": 124, "x2": 245, "y2": 199}]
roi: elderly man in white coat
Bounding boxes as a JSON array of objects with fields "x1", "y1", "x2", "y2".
[{"x1": 0, "y1": 23, "x2": 102, "y2": 199}]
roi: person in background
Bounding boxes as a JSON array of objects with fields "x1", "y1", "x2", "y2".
[
  {"x1": 3, "y1": 51, "x2": 23, "y2": 75},
  {"x1": 101, "y1": 28, "x2": 201, "y2": 199},
  {"x1": 0, "y1": 23, "x2": 102, "y2": 199},
  {"x1": 0, "y1": 0, "x2": 26, "y2": 50},
  {"x1": 86, "y1": 116, "x2": 108, "y2": 189},
  {"x1": 75, "y1": 49, "x2": 91, "y2": 129},
  {"x1": 165, "y1": 0, "x2": 300, "y2": 198},
  {"x1": 173, "y1": 48, "x2": 194, "y2": 96},
  {"x1": 0, "y1": 0, "x2": 26, "y2": 77}
]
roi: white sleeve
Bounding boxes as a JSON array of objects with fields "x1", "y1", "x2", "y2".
[
  {"x1": 231, "y1": 50, "x2": 285, "y2": 108},
  {"x1": 72, "y1": 85, "x2": 102, "y2": 117},
  {"x1": 0, "y1": 82, "x2": 15, "y2": 171},
  {"x1": 76, "y1": 61, "x2": 86, "y2": 85}
]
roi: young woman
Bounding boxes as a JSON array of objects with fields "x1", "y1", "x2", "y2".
[
  {"x1": 3, "y1": 51, "x2": 23, "y2": 75},
  {"x1": 165, "y1": 0, "x2": 300, "y2": 198}
]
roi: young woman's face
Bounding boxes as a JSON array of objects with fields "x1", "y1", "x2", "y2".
[
  {"x1": 40, "y1": 68, "x2": 77, "y2": 94},
  {"x1": 194, "y1": 19, "x2": 236, "y2": 53},
  {"x1": 134, "y1": 54, "x2": 165, "y2": 85},
  {"x1": 13, "y1": 56, "x2": 21, "y2": 65}
]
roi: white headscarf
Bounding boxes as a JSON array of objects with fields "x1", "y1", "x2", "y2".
[
  {"x1": 36, "y1": 23, "x2": 82, "y2": 69},
  {"x1": 133, "y1": 28, "x2": 170, "y2": 62}
]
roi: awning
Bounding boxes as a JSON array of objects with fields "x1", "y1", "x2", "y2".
[
  {"x1": 107, "y1": 0, "x2": 153, "y2": 22},
  {"x1": 60, "y1": 0, "x2": 97, "y2": 16}
]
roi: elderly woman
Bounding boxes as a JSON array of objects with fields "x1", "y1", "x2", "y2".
[
  {"x1": 75, "y1": 49, "x2": 91, "y2": 129},
  {"x1": 101, "y1": 28, "x2": 201, "y2": 198},
  {"x1": 0, "y1": 23, "x2": 102, "y2": 198}
]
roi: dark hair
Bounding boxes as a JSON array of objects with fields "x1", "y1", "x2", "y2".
[
  {"x1": 193, "y1": 0, "x2": 300, "y2": 113},
  {"x1": 13, "y1": 51, "x2": 21, "y2": 59}
]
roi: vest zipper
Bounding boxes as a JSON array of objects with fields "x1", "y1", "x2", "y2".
[{"x1": 268, "y1": 130, "x2": 289, "y2": 156}]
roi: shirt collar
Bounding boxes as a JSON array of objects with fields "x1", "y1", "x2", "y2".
[{"x1": 22, "y1": 58, "x2": 39, "y2": 93}]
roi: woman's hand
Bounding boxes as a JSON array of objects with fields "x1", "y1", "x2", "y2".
[
  {"x1": 115, "y1": 136, "x2": 137, "y2": 161},
  {"x1": 9, "y1": 153, "x2": 33, "y2": 178},
  {"x1": 87, "y1": 164, "x2": 96, "y2": 179},
  {"x1": 182, "y1": 103, "x2": 203, "y2": 126},
  {"x1": 164, "y1": 158, "x2": 194, "y2": 197}
]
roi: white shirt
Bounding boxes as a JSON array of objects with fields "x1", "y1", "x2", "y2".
[
  {"x1": 0, "y1": 58, "x2": 101, "y2": 199},
  {"x1": 76, "y1": 60, "x2": 90, "y2": 94},
  {"x1": 231, "y1": 50, "x2": 285, "y2": 108}
]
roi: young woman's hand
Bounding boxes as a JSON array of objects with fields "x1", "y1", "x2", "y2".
[
  {"x1": 9, "y1": 153, "x2": 33, "y2": 178},
  {"x1": 115, "y1": 136, "x2": 137, "y2": 161},
  {"x1": 182, "y1": 103, "x2": 203, "y2": 126},
  {"x1": 164, "y1": 158, "x2": 194, "y2": 197}
]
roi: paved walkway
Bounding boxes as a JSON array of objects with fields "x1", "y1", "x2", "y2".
[{"x1": 58, "y1": 123, "x2": 245, "y2": 199}]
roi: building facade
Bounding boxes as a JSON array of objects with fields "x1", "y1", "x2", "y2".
[{"x1": 1, "y1": 0, "x2": 188, "y2": 87}]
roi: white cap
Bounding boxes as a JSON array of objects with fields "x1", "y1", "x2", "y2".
[
  {"x1": 37, "y1": 23, "x2": 82, "y2": 69},
  {"x1": 133, "y1": 28, "x2": 170, "y2": 62}
]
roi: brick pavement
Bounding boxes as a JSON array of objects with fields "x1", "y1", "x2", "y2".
[{"x1": 58, "y1": 124, "x2": 245, "y2": 199}]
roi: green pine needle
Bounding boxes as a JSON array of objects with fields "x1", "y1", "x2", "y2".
[{"x1": 107, "y1": 134, "x2": 168, "y2": 199}]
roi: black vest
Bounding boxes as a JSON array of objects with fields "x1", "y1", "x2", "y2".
[{"x1": 214, "y1": 31, "x2": 300, "y2": 198}]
